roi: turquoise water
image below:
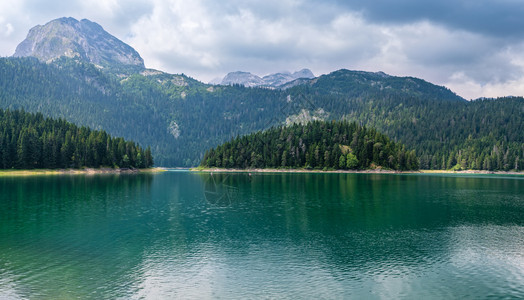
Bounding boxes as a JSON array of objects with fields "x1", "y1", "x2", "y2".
[{"x1": 0, "y1": 171, "x2": 523, "y2": 299}]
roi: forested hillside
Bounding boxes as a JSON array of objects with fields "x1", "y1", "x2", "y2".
[
  {"x1": 0, "y1": 109, "x2": 152, "y2": 169},
  {"x1": 0, "y1": 57, "x2": 523, "y2": 170},
  {"x1": 0, "y1": 57, "x2": 181, "y2": 165},
  {"x1": 285, "y1": 75, "x2": 524, "y2": 171},
  {"x1": 201, "y1": 120, "x2": 419, "y2": 171}
]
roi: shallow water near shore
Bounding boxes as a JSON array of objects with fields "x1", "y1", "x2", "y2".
[{"x1": 0, "y1": 171, "x2": 523, "y2": 298}]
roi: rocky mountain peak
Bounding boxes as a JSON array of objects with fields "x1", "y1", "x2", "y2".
[
  {"x1": 292, "y1": 69, "x2": 315, "y2": 79},
  {"x1": 221, "y1": 69, "x2": 315, "y2": 88},
  {"x1": 221, "y1": 71, "x2": 264, "y2": 87},
  {"x1": 14, "y1": 17, "x2": 144, "y2": 69}
]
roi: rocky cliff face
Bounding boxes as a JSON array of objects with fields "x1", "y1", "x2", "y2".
[
  {"x1": 221, "y1": 69, "x2": 315, "y2": 88},
  {"x1": 14, "y1": 17, "x2": 144, "y2": 69},
  {"x1": 221, "y1": 71, "x2": 264, "y2": 87}
]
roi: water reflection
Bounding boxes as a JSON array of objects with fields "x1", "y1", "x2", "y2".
[
  {"x1": 201, "y1": 173, "x2": 240, "y2": 206},
  {"x1": 0, "y1": 172, "x2": 523, "y2": 299}
]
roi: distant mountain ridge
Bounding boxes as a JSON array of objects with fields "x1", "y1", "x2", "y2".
[
  {"x1": 221, "y1": 69, "x2": 315, "y2": 88},
  {"x1": 14, "y1": 17, "x2": 144, "y2": 69}
]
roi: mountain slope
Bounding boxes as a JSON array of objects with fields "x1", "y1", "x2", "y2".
[
  {"x1": 287, "y1": 69, "x2": 464, "y2": 101},
  {"x1": 14, "y1": 17, "x2": 144, "y2": 69},
  {"x1": 1, "y1": 18, "x2": 523, "y2": 170}
]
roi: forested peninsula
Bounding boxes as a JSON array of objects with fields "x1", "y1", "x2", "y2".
[
  {"x1": 200, "y1": 120, "x2": 419, "y2": 171},
  {"x1": 0, "y1": 109, "x2": 153, "y2": 170}
]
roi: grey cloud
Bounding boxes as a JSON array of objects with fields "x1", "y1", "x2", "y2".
[
  {"x1": 328, "y1": 0, "x2": 524, "y2": 37},
  {"x1": 205, "y1": 0, "x2": 343, "y2": 31},
  {"x1": 394, "y1": 26, "x2": 524, "y2": 84},
  {"x1": 208, "y1": 0, "x2": 524, "y2": 38},
  {"x1": 23, "y1": 0, "x2": 82, "y2": 16},
  {"x1": 19, "y1": 0, "x2": 153, "y2": 37},
  {"x1": 99, "y1": 0, "x2": 154, "y2": 37}
]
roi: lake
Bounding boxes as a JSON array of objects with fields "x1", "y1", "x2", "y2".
[{"x1": 0, "y1": 171, "x2": 523, "y2": 299}]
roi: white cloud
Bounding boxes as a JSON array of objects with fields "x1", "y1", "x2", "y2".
[
  {"x1": 80, "y1": 0, "x2": 119, "y2": 16},
  {"x1": 128, "y1": 2, "x2": 386, "y2": 81},
  {"x1": 0, "y1": 1, "x2": 27, "y2": 53},
  {"x1": 446, "y1": 71, "x2": 524, "y2": 100},
  {"x1": 5, "y1": 23, "x2": 14, "y2": 36},
  {"x1": 0, "y1": 16, "x2": 14, "y2": 37},
  {"x1": 128, "y1": 0, "x2": 220, "y2": 72}
]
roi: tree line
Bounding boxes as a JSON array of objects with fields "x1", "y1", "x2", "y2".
[
  {"x1": 201, "y1": 120, "x2": 419, "y2": 171},
  {"x1": 0, "y1": 109, "x2": 153, "y2": 169},
  {"x1": 1, "y1": 57, "x2": 522, "y2": 169}
]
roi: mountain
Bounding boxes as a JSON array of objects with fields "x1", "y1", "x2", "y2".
[
  {"x1": 1, "y1": 18, "x2": 523, "y2": 170},
  {"x1": 292, "y1": 69, "x2": 315, "y2": 79},
  {"x1": 221, "y1": 71, "x2": 264, "y2": 87},
  {"x1": 221, "y1": 69, "x2": 315, "y2": 88},
  {"x1": 292, "y1": 69, "x2": 464, "y2": 101},
  {"x1": 261, "y1": 69, "x2": 315, "y2": 87},
  {"x1": 14, "y1": 17, "x2": 144, "y2": 70}
]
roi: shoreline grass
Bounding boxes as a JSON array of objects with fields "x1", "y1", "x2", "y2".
[
  {"x1": 191, "y1": 167, "x2": 407, "y2": 174},
  {"x1": 0, "y1": 167, "x2": 166, "y2": 177},
  {"x1": 191, "y1": 167, "x2": 524, "y2": 175}
]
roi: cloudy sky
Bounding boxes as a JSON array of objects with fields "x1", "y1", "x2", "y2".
[{"x1": 2, "y1": 0, "x2": 524, "y2": 99}]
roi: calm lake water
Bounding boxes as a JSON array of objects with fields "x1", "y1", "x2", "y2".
[{"x1": 0, "y1": 171, "x2": 523, "y2": 299}]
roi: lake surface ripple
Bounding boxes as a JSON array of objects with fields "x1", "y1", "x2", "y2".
[{"x1": 0, "y1": 172, "x2": 523, "y2": 299}]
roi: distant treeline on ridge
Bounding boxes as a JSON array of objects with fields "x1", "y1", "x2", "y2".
[
  {"x1": 201, "y1": 120, "x2": 419, "y2": 171},
  {"x1": 0, "y1": 109, "x2": 153, "y2": 169}
]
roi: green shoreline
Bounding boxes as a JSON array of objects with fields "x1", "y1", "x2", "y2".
[
  {"x1": 191, "y1": 167, "x2": 524, "y2": 175},
  {"x1": 2, "y1": 167, "x2": 521, "y2": 176},
  {"x1": 0, "y1": 167, "x2": 166, "y2": 176}
]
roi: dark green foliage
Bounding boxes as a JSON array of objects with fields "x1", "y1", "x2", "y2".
[
  {"x1": 282, "y1": 73, "x2": 523, "y2": 172},
  {"x1": 0, "y1": 57, "x2": 176, "y2": 166},
  {"x1": 200, "y1": 121, "x2": 419, "y2": 171},
  {"x1": 0, "y1": 109, "x2": 152, "y2": 169},
  {"x1": 1, "y1": 57, "x2": 522, "y2": 170}
]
